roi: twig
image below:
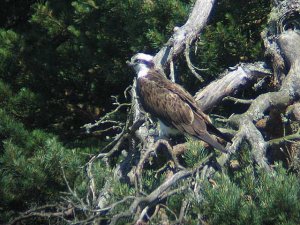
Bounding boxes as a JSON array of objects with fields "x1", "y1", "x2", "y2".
[
  {"x1": 217, "y1": 128, "x2": 238, "y2": 137},
  {"x1": 82, "y1": 98, "x2": 131, "y2": 133},
  {"x1": 86, "y1": 117, "x2": 145, "y2": 166},
  {"x1": 170, "y1": 60, "x2": 176, "y2": 82},
  {"x1": 134, "y1": 139, "x2": 185, "y2": 193},
  {"x1": 159, "y1": 204, "x2": 178, "y2": 221},
  {"x1": 184, "y1": 41, "x2": 204, "y2": 82},
  {"x1": 86, "y1": 159, "x2": 97, "y2": 206},
  {"x1": 223, "y1": 96, "x2": 254, "y2": 104},
  {"x1": 92, "y1": 125, "x2": 123, "y2": 135},
  {"x1": 178, "y1": 200, "x2": 189, "y2": 223},
  {"x1": 61, "y1": 165, "x2": 88, "y2": 210},
  {"x1": 268, "y1": 128, "x2": 300, "y2": 146},
  {"x1": 110, "y1": 153, "x2": 213, "y2": 224},
  {"x1": 8, "y1": 204, "x2": 72, "y2": 225},
  {"x1": 136, "y1": 206, "x2": 150, "y2": 224},
  {"x1": 215, "y1": 117, "x2": 230, "y2": 123},
  {"x1": 124, "y1": 85, "x2": 132, "y2": 99},
  {"x1": 157, "y1": 140, "x2": 185, "y2": 170},
  {"x1": 71, "y1": 196, "x2": 135, "y2": 225}
]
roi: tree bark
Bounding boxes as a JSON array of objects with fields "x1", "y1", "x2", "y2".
[
  {"x1": 153, "y1": 0, "x2": 216, "y2": 70},
  {"x1": 195, "y1": 62, "x2": 272, "y2": 112}
]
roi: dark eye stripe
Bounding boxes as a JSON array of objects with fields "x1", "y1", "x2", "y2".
[{"x1": 139, "y1": 59, "x2": 154, "y2": 67}]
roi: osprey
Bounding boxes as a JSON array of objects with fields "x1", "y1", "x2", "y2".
[{"x1": 128, "y1": 53, "x2": 231, "y2": 152}]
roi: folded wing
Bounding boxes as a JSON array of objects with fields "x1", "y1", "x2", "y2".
[{"x1": 137, "y1": 72, "x2": 230, "y2": 152}]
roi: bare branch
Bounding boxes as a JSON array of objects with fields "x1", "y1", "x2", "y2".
[
  {"x1": 8, "y1": 205, "x2": 72, "y2": 225},
  {"x1": 223, "y1": 96, "x2": 253, "y2": 104},
  {"x1": 170, "y1": 60, "x2": 176, "y2": 82},
  {"x1": 184, "y1": 42, "x2": 204, "y2": 82},
  {"x1": 154, "y1": 0, "x2": 217, "y2": 70},
  {"x1": 268, "y1": 129, "x2": 300, "y2": 146},
  {"x1": 61, "y1": 164, "x2": 88, "y2": 209},
  {"x1": 82, "y1": 96, "x2": 131, "y2": 133},
  {"x1": 110, "y1": 153, "x2": 213, "y2": 224},
  {"x1": 195, "y1": 62, "x2": 272, "y2": 112}
]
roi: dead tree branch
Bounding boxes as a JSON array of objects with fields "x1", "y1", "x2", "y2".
[
  {"x1": 154, "y1": 0, "x2": 216, "y2": 70},
  {"x1": 195, "y1": 62, "x2": 272, "y2": 112},
  {"x1": 110, "y1": 153, "x2": 213, "y2": 225},
  {"x1": 8, "y1": 204, "x2": 72, "y2": 225},
  {"x1": 227, "y1": 3, "x2": 300, "y2": 169}
]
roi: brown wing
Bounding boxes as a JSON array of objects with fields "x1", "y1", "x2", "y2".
[
  {"x1": 137, "y1": 76, "x2": 194, "y2": 127},
  {"x1": 146, "y1": 70, "x2": 212, "y2": 123},
  {"x1": 146, "y1": 70, "x2": 232, "y2": 144},
  {"x1": 137, "y1": 73, "x2": 228, "y2": 152}
]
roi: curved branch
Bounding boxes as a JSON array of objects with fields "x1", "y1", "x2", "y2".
[
  {"x1": 153, "y1": 0, "x2": 216, "y2": 70},
  {"x1": 226, "y1": 30, "x2": 300, "y2": 169},
  {"x1": 195, "y1": 62, "x2": 272, "y2": 112},
  {"x1": 110, "y1": 153, "x2": 213, "y2": 225}
]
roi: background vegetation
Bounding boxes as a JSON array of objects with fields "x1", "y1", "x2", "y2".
[{"x1": 1, "y1": 0, "x2": 299, "y2": 224}]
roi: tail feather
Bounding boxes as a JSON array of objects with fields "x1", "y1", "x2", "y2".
[
  {"x1": 174, "y1": 115, "x2": 230, "y2": 153},
  {"x1": 206, "y1": 123, "x2": 232, "y2": 143},
  {"x1": 194, "y1": 132, "x2": 228, "y2": 153}
]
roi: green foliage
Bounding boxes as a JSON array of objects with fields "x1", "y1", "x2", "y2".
[
  {"x1": 158, "y1": 143, "x2": 300, "y2": 225},
  {"x1": 184, "y1": 138, "x2": 210, "y2": 167},
  {"x1": 191, "y1": 163, "x2": 300, "y2": 225},
  {"x1": 0, "y1": 0, "x2": 192, "y2": 134},
  {"x1": 0, "y1": 0, "x2": 290, "y2": 224},
  {"x1": 198, "y1": 13, "x2": 261, "y2": 72},
  {"x1": 199, "y1": 174, "x2": 260, "y2": 225},
  {"x1": 0, "y1": 0, "x2": 271, "y2": 132},
  {"x1": 256, "y1": 165, "x2": 300, "y2": 224},
  {"x1": 0, "y1": 29, "x2": 22, "y2": 77},
  {"x1": 0, "y1": 1, "x2": 191, "y2": 222},
  {"x1": 142, "y1": 169, "x2": 166, "y2": 194},
  {"x1": 0, "y1": 0, "x2": 37, "y2": 28},
  {"x1": 181, "y1": 0, "x2": 271, "y2": 90},
  {"x1": 0, "y1": 109, "x2": 87, "y2": 222}
]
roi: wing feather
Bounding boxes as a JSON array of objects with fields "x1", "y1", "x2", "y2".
[
  {"x1": 137, "y1": 70, "x2": 230, "y2": 152},
  {"x1": 137, "y1": 77, "x2": 194, "y2": 127}
]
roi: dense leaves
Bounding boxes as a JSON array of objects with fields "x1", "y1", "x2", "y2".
[
  {"x1": 0, "y1": 0, "x2": 191, "y2": 222},
  {"x1": 0, "y1": 0, "x2": 191, "y2": 135}
]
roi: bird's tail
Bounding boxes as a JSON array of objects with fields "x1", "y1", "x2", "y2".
[
  {"x1": 190, "y1": 115, "x2": 230, "y2": 153},
  {"x1": 194, "y1": 132, "x2": 228, "y2": 153},
  {"x1": 206, "y1": 123, "x2": 232, "y2": 143}
]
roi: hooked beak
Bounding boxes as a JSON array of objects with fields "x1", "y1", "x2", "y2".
[{"x1": 126, "y1": 59, "x2": 135, "y2": 67}]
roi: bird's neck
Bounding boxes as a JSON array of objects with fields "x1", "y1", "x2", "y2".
[{"x1": 136, "y1": 64, "x2": 150, "y2": 78}]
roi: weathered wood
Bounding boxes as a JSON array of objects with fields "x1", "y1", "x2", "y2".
[
  {"x1": 153, "y1": 0, "x2": 216, "y2": 70},
  {"x1": 227, "y1": 3, "x2": 300, "y2": 168},
  {"x1": 195, "y1": 62, "x2": 272, "y2": 112}
]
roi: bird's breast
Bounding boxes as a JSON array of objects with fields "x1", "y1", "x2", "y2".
[{"x1": 158, "y1": 120, "x2": 180, "y2": 138}]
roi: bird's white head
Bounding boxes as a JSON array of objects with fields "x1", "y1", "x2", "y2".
[{"x1": 127, "y1": 53, "x2": 154, "y2": 77}]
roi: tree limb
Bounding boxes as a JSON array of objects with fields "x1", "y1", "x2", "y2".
[
  {"x1": 195, "y1": 62, "x2": 272, "y2": 112},
  {"x1": 154, "y1": 0, "x2": 217, "y2": 70}
]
